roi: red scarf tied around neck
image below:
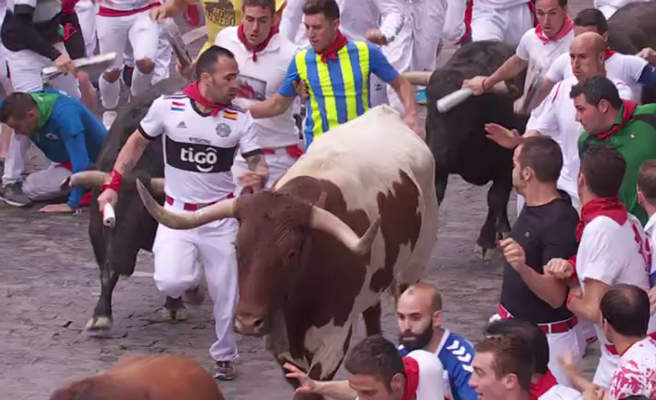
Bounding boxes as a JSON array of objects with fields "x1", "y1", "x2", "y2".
[
  {"x1": 237, "y1": 24, "x2": 279, "y2": 62},
  {"x1": 594, "y1": 99, "x2": 638, "y2": 141},
  {"x1": 400, "y1": 357, "x2": 420, "y2": 400},
  {"x1": 605, "y1": 46, "x2": 616, "y2": 59},
  {"x1": 182, "y1": 81, "x2": 227, "y2": 116},
  {"x1": 529, "y1": 370, "x2": 558, "y2": 400},
  {"x1": 318, "y1": 31, "x2": 348, "y2": 63},
  {"x1": 535, "y1": 16, "x2": 573, "y2": 44},
  {"x1": 576, "y1": 197, "x2": 628, "y2": 241}
]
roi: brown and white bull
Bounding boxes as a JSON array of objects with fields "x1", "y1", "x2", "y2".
[{"x1": 136, "y1": 105, "x2": 439, "y2": 397}]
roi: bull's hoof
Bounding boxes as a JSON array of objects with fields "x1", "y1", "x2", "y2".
[
  {"x1": 164, "y1": 307, "x2": 188, "y2": 321},
  {"x1": 474, "y1": 244, "x2": 496, "y2": 261},
  {"x1": 85, "y1": 316, "x2": 113, "y2": 332}
]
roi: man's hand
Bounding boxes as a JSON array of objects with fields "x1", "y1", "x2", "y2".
[
  {"x1": 284, "y1": 363, "x2": 319, "y2": 394},
  {"x1": 366, "y1": 28, "x2": 388, "y2": 45},
  {"x1": 39, "y1": 203, "x2": 75, "y2": 213},
  {"x1": 150, "y1": 5, "x2": 168, "y2": 21},
  {"x1": 175, "y1": 57, "x2": 195, "y2": 79},
  {"x1": 294, "y1": 80, "x2": 308, "y2": 103},
  {"x1": 484, "y1": 123, "x2": 522, "y2": 149},
  {"x1": 462, "y1": 76, "x2": 488, "y2": 96},
  {"x1": 54, "y1": 54, "x2": 77, "y2": 75},
  {"x1": 97, "y1": 188, "x2": 119, "y2": 213},
  {"x1": 637, "y1": 47, "x2": 656, "y2": 64},
  {"x1": 499, "y1": 238, "x2": 526, "y2": 272},
  {"x1": 545, "y1": 258, "x2": 574, "y2": 280},
  {"x1": 404, "y1": 112, "x2": 421, "y2": 136},
  {"x1": 649, "y1": 286, "x2": 656, "y2": 315},
  {"x1": 243, "y1": 154, "x2": 269, "y2": 192}
]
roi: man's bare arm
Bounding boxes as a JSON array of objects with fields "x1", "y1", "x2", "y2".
[
  {"x1": 312, "y1": 381, "x2": 357, "y2": 400},
  {"x1": 486, "y1": 55, "x2": 529, "y2": 89},
  {"x1": 389, "y1": 74, "x2": 417, "y2": 119},
  {"x1": 517, "y1": 265, "x2": 568, "y2": 308},
  {"x1": 249, "y1": 94, "x2": 296, "y2": 119},
  {"x1": 113, "y1": 131, "x2": 151, "y2": 176}
]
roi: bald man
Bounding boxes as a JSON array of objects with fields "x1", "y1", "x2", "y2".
[
  {"x1": 396, "y1": 283, "x2": 478, "y2": 400},
  {"x1": 485, "y1": 31, "x2": 634, "y2": 211}
]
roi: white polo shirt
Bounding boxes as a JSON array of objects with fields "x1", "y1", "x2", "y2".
[
  {"x1": 576, "y1": 213, "x2": 654, "y2": 387},
  {"x1": 215, "y1": 26, "x2": 301, "y2": 150},
  {"x1": 139, "y1": 93, "x2": 261, "y2": 203},
  {"x1": 529, "y1": 76, "x2": 633, "y2": 207},
  {"x1": 516, "y1": 27, "x2": 574, "y2": 121},
  {"x1": 608, "y1": 337, "x2": 656, "y2": 400},
  {"x1": 545, "y1": 52, "x2": 647, "y2": 102},
  {"x1": 645, "y1": 212, "x2": 656, "y2": 281}
]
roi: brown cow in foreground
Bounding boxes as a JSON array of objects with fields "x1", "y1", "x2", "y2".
[{"x1": 49, "y1": 355, "x2": 225, "y2": 400}]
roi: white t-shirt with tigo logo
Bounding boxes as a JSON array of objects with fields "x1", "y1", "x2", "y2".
[{"x1": 138, "y1": 93, "x2": 261, "y2": 204}]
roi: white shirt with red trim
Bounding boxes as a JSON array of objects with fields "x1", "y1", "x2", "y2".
[
  {"x1": 532, "y1": 370, "x2": 583, "y2": 400},
  {"x1": 608, "y1": 337, "x2": 656, "y2": 400},
  {"x1": 576, "y1": 214, "x2": 654, "y2": 386},
  {"x1": 215, "y1": 27, "x2": 301, "y2": 150},
  {"x1": 545, "y1": 52, "x2": 647, "y2": 102},
  {"x1": 138, "y1": 94, "x2": 261, "y2": 204},
  {"x1": 528, "y1": 76, "x2": 633, "y2": 207}
]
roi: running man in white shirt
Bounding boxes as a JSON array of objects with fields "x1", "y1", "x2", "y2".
[
  {"x1": 484, "y1": 32, "x2": 634, "y2": 210},
  {"x1": 96, "y1": 46, "x2": 269, "y2": 382},
  {"x1": 285, "y1": 335, "x2": 446, "y2": 400},
  {"x1": 485, "y1": 319, "x2": 584, "y2": 400},
  {"x1": 545, "y1": 145, "x2": 655, "y2": 389},
  {"x1": 464, "y1": 0, "x2": 574, "y2": 121},
  {"x1": 532, "y1": 9, "x2": 656, "y2": 108},
  {"x1": 96, "y1": 0, "x2": 160, "y2": 128},
  {"x1": 212, "y1": 0, "x2": 302, "y2": 195},
  {"x1": 559, "y1": 284, "x2": 656, "y2": 399}
]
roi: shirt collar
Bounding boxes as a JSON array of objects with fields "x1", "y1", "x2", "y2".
[
  {"x1": 232, "y1": 29, "x2": 281, "y2": 54},
  {"x1": 645, "y1": 212, "x2": 656, "y2": 236},
  {"x1": 435, "y1": 329, "x2": 451, "y2": 354}
]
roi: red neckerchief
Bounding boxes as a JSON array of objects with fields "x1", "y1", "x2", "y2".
[
  {"x1": 237, "y1": 24, "x2": 279, "y2": 62},
  {"x1": 605, "y1": 47, "x2": 616, "y2": 59},
  {"x1": 401, "y1": 357, "x2": 420, "y2": 400},
  {"x1": 529, "y1": 370, "x2": 558, "y2": 400},
  {"x1": 576, "y1": 197, "x2": 628, "y2": 241},
  {"x1": 535, "y1": 16, "x2": 573, "y2": 44},
  {"x1": 318, "y1": 31, "x2": 348, "y2": 63},
  {"x1": 594, "y1": 99, "x2": 638, "y2": 141},
  {"x1": 182, "y1": 81, "x2": 227, "y2": 116}
]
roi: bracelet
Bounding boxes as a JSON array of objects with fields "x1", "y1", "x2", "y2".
[
  {"x1": 101, "y1": 169, "x2": 124, "y2": 193},
  {"x1": 566, "y1": 293, "x2": 579, "y2": 307}
]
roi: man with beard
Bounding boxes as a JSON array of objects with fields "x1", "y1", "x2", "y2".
[
  {"x1": 490, "y1": 136, "x2": 582, "y2": 387},
  {"x1": 396, "y1": 283, "x2": 478, "y2": 400}
]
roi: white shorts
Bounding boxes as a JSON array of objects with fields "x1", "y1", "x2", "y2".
[{"x1": 96, "y1": 10, "x2": 159, "y2": 69}]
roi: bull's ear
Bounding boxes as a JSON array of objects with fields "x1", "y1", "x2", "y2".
[{"x1": 313, "y1": 192, "x2": 327, "y2": 209}]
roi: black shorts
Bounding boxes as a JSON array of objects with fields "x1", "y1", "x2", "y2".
[{"x1": 61, "y1": 12, "x2": 86, "y2": 59}]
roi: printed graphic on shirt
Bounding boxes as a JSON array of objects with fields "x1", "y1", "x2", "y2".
[
  {"x1": 204, "y1": 0, "x2": 237, "y2": 28},
  {"x1": 237, "y1": 74, "x2": 267, "y2": 101},
  {"x1": 609, "y1": 338, "x2": 656, "y2": 400},
  {"x1": 164, "y1": 135, "x2": 237, "y2": 173}
]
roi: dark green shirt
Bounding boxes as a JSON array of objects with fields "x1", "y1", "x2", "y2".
[{"x1": 578, "y1": 103, "x2": 656, "y2": 225}]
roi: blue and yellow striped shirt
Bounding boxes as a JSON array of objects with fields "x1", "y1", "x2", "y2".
[{"x1": 278, "y1": 40, "x2": 399, "y2": 148}]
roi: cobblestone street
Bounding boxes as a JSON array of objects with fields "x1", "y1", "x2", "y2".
[{"x1": 0, "y1": 0, "x2": 599, "y2": 398}]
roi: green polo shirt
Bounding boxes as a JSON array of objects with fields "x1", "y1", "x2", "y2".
[{"x1": 578, "y1": 103, "x2": 656, "y2": 225}]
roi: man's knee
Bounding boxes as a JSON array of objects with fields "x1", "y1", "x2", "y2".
[
  {"x1": 153, "y1": 270, "x2": 196, "y2": 298},
  {"x1": 103, "y1": 69, "x2": 122, "y2": 83},
  {"x1": 136, "y1": 58, "x2": 155, "y2": 74}
]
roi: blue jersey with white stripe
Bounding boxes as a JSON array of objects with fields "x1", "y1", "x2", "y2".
[{"x1": 398, "y1": 330, "x2": 477, "y2": 400}]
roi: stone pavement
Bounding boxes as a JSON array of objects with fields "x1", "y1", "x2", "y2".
[{"x1": 0, "y1": 1, "x2": 600, "y2": 398}]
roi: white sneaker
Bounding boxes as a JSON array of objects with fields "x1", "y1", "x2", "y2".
[{"x1": 103, "y1": 110, "x2": 117, "y2": 130}]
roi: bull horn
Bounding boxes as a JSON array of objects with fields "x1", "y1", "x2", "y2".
[
  {"x1": 66, "y1": 171, "x2": 109, "y2": 188},
  {"x1": 402, "y1": 71, "x2": 432, "y2": 86},
  {"x1": 150, "y1": 178, "x2": 165, "y2": 195},
  {"x1": 136, "y1": 179, "x2": 236, "y2": 229},
  {"x1": 309, "y1": 206, "x2": 381, "y2": 256}
]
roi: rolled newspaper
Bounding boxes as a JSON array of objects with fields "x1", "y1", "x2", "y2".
[
  {"x1": 436, "y1": 88, "x2": 474, "y2": 113},
  {"x1": 103, "y1": 203, "x2": 116, "y2": 228},
  {"x1": 161, "y1": 18, "x2": 194, "y2": 76},
  {"x1": 42, "y1": 52, "x2": 117, "y2": 82}
]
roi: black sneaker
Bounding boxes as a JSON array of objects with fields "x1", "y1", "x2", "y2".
[
  {"x1": 121, "y1": 65, "x2": 134, "y2": 88},
  {"x1": 0, "y1": 182, "x2": 32, "y2": 207},
  {"x1": 213, "y1": 360, "x2": 236, "y2": 381}
]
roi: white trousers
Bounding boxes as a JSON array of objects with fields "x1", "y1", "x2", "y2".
[
  {"x1": 471, "y1": 2, "x2": 534, "y2": 47},
  {"x1": 152, "y1": 23, "x2": 172, "y2": 85},
  {"x1": 231, "y1": 148, "x2": 298, "y2": 195},
  {"x1": 152, "y1": 201, "x2": 239, "y2": 362},
  {"x1": 22, "y1": 163, "x2": 72, "y2": 201},
  {"x1": 383, "y1": 2, "x2": 443, "y2": 116},
  {"x1": 596, "y1": 5, "x2": 617, "y2": 20},
  {"x1": 75, "y1": 0, "x2": 98, "y2": 57},
  {"x1": 97, "y1": 11, "x2": 159, "y2": 108}
]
